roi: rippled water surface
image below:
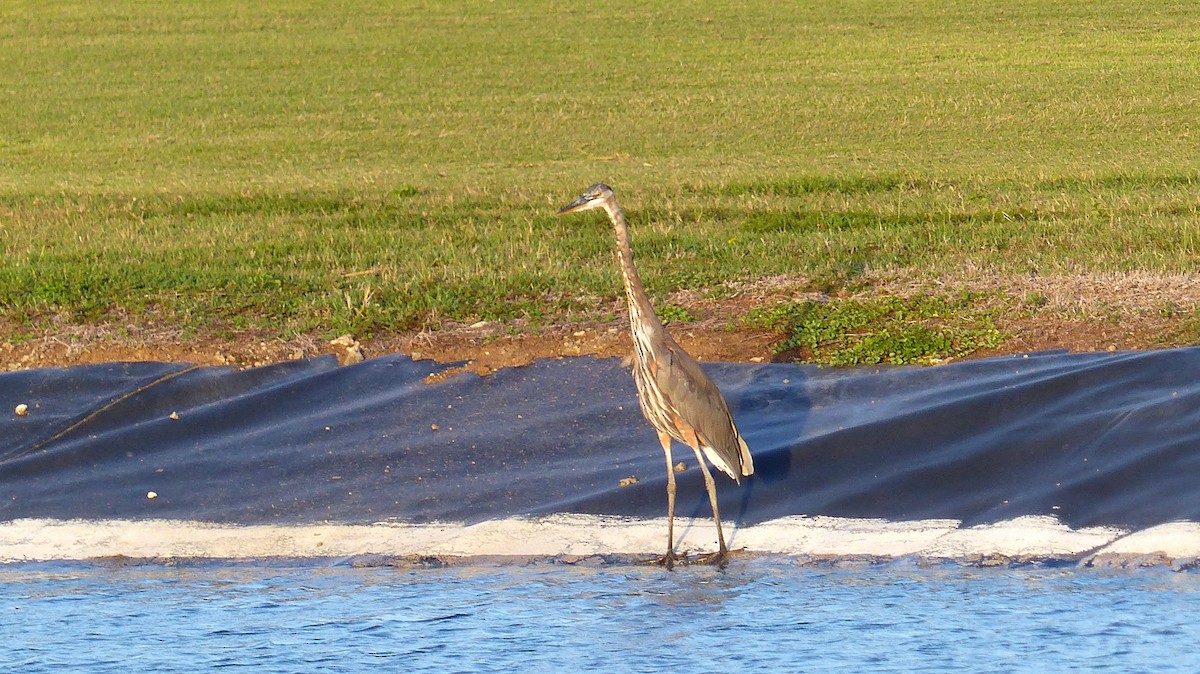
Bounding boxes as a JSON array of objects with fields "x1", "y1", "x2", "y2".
[{"x1": 5, "y1": 559, "x2": 1199, "y2": 672}]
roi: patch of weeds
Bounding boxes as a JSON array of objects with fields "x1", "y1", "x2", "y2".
[
  {"x1": 702, "y1": 286, "x2": 736, "y2": 301},
  {"x1": 806, "y1": 258, "x2": 872, "y2": 295},
  {"x1": 657, "y1": 304, "x2": 695, "y2": 325},
  {"x1": 1163, "y1": 305, "x2": 1200, "y2": 345},
  {"x1": 1023, "y1": 291, "x2": 1049, "y2": 309},
  {"x1": 1, "y1": 331, "x2": 36, "y2": 344},
  {"x1": 1096, "y1": 301, "x2": 1124, "y2": 324},
  {"x1": 1156, "y1": 300, "x2": 1180, "y2": 319},
  {"x1": 745, "y1": 293, "x2": 1005, "y2": 366}
]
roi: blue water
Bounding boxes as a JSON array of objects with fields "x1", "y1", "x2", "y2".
[{"x1": 4, "y1": 559, "x2": 1198, "y2": 672}]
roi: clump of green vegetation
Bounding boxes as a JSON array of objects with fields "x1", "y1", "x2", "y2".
[
  {"x1": 746, "y1": 294, "x2": 1005, "y2": 366},
  {"x1": 1159, "y1": 305, "x2": 1200, "y2": 346},
  {"x1": 1022, "y1": 292, "x2": 1049, "y2": 309},
  {"x1": 656, "y1": 304, "x2": 696, "y2": 325}
]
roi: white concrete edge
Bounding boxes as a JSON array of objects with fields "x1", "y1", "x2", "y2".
[{"x1": 0, "y1": 515, "x2": 1195, "y2": 567}]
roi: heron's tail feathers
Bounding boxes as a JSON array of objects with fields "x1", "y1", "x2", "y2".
[
  {"x1": 738, "y1": 435, "x2": 754, "y2": 478},
  {"x1": 701, "y1": 433, "x2": 754, "y2": 484}
]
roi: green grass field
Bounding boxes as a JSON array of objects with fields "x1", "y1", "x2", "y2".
[{"x1": 3, "y1": 1, "x2": 1200, "y2": 362}]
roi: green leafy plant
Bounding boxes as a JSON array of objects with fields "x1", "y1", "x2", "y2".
[{"x1": 746, "y1": 294, "x2": 1006, "y2": 366}]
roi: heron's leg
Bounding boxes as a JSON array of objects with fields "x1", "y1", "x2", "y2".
[
  {"x1": 690, "y1": 447, "x2": 728, "y2": 559},
  {"x1": 659, "y1": 431, "x2": 676, "y2": 570}
]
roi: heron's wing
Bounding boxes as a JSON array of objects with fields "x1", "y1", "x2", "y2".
[{"x1": 653, "y1": 339, "x2": 754, "y2": 480}]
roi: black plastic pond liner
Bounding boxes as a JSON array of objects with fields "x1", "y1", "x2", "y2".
[{"x1": 2, "y1": 349, "x2": 1199, "y2": 530}]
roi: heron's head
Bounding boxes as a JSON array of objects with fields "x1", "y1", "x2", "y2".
[{"x1": 557, "y1": 183, "x2": 614, "y2": 215}]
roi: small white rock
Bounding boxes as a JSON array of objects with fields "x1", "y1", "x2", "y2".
[
  {"x1": 147, "y1": 491, "x2": 158, "y2": 500},
  {"x1": 14, "y1": 404, "x2": 28, "y2": 416},
  {"x1": 169, "y1": 411, "x2": 180, "y2": 420}
]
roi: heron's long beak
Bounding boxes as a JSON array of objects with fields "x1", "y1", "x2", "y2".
[{"x1": 556, "y1": 195, "x2": 591, "y2": 215}]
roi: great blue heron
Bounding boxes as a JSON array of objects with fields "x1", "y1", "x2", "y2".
[{"x1": 558, "y1": 183, "x2": 754, "y2": 568}]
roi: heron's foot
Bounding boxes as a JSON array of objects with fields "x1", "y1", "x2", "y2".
[
  {"x1": 652, "y1": 552, "x2": 678, "y2": 570},
  {"x1": 638, "y1": 550, "x2": 680, "y2": 569},
  {"x1": 694, "y1": 549, "x2": 729, "y2": 567}
]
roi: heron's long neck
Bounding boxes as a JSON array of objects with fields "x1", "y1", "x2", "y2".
[{"x1": 605, "y1": 200, "x2": 666, "y2": 339}]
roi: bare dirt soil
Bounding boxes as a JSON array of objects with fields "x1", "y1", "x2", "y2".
[{"x1": 3, "y1": 272, "x2": 1198, "y2": 375}]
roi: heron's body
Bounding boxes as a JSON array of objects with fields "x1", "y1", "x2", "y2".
[{"x1": 558, "y1": 183, "x2": 753, "y2": 567}]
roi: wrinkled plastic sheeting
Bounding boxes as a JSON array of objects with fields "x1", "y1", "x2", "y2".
[{"x1": 2, "y1": 350, "x2": 1200, "y2": 529}]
